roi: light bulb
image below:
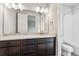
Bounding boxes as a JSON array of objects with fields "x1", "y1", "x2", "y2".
[
  {"x1": 5, "y1": 3, "x2": 9, "y2": 7},
  {"x1": 5, "y1": 3, "x2": 11, "y2": 8},
  {"x1": 44, "y1": 8, "x2": 48, "y2": 13},
  {"x1": 35, "y1": 7, "x2": 40, "y2": 12},
  {"x1": 12, "y1": 3, "x2": 17, "y2": 9},
  {"x1": 12, "y1": 3, "x2": 16, "y2": 8},
  {"x1": 18, "y1": 4, "x2": 23, "y2": 10},
  {"x1": 18, "y1": 4, "x2": 22, "y2": 8},
  {"x1": 20, "y1": 8, "x2": 23, "y2": 10},
  {"x1": 40, "y1": 8, "x2": 44, "y2": 13}
]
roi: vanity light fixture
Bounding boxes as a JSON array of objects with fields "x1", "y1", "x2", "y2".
[
  {"x1": 35, "y1": 7, "x2": 48, "y2": 14},
  {"x1": 4, "y1": 3, "x2": 24, "y2": 10}
]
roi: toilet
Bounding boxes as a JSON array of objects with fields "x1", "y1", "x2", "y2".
[{"x1": 61, "y1": 43, "x2": 73, "y2": 56}]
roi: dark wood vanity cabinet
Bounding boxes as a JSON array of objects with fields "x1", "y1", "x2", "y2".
[
  {"x1": 36, "y1": 38, "x2": 55, "y2": 56},
  {"x1": 21, "y1": 39, "x2": 37, "y2": 56},
  {"x1": 0, "y1": 40, "x2": 21, "y2": 56},
  {"x1": 36, "y1": 43, "x2": 55, "y2": 56},
  {"x1": 0, "y1": 37, "x2": 56, "y2": 56}
]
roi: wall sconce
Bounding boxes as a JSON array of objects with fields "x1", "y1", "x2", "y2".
[
  {"x1": 35, "y1": 7, "x2": 48, "y2": 14},
  {"x1": 4, "y1": 3, "x2": 24, "y2": 10}
]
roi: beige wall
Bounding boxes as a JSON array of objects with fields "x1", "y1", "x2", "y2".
[
  {"x1": 48, "y1": 4, "x2": 57, "y2": 36},
  {"x1": 48, "y1": 4, "x2": 61, "y2": 56},
  {"x1": 0, "y1": 4, "x2": 3, "y2": 35}
]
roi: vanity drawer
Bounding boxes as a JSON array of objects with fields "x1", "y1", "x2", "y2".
[
  {"x1": 23, "y1": 45, "x2": 36, "y2": 51},
  {"x1": 0, "y1": 41, "x2": 8, "y2": 48},
  {"x1": 38, "y1": 38, "x2": 54, "y2": 44},
  {"x1": 21, "y1": 44, "x2": 36, "y2": 56},
  {"x1": 7, "y1": 40, "x2": 21, "y2": 46},
  {"x1": 22, "y1": 39, "x2": 37, "y2": 45}
]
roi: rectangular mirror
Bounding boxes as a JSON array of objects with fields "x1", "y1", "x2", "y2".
[{"x1": 17, "y1": 10, "x2": 41, "y2": 34}]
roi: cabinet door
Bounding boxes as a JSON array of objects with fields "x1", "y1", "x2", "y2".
[
  {"x1": 8, "y1": 46, "x2": 20, "y2": 56},
  {"x1": 0, "y1": 48, "x2": 8, "y2": 56},
  {"x1": 37, "y1": 38, "x2": 55, "y2": 56},
  {"x1": 37, "y1": 43, "x2": 46, "y2": 56},
  {"x1": 0, "y1": 41, "x2": 8, "y2": 56},
  {"x1": 45, "y1": 42, "x2": 55, "y2": 56}
]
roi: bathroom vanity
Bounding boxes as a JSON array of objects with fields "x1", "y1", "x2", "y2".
[
  {"x1": 0, "y1": 3, "x2": 57, "y2": 56},
  {"x1": 0, "y1": 35, "x2": 56, "y2": 56}
]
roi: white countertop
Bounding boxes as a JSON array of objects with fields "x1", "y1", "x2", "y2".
[{"x1": 0, "y1": 34, "x2": 55, "y2": 41}]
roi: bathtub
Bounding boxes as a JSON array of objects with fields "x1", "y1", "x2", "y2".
[{"x1": 64, "y1": 41, "x2": 79, "y2": 56}]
